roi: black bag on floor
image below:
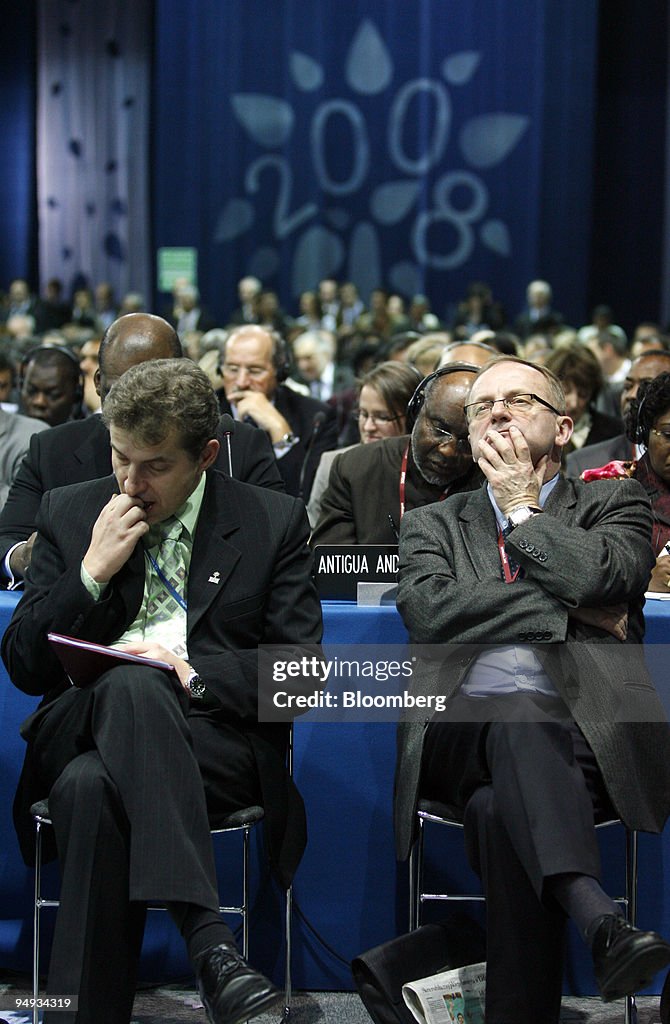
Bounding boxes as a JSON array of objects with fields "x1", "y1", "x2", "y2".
[{"x1": 351, "y1": 914, "x2": 486, "y2": 1024}]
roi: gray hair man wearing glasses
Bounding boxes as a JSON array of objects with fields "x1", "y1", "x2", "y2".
[
  {"x1": 395, "y1": 356, "x2": 670, "y2": 1022},
  {"x1": 310, "y1": 364, "x2": 483, "y2": 545}
]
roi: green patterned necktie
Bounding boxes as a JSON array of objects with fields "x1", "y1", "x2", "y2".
[{"x1": 144, "y1": 516, "x2": 187, "y2": 624}]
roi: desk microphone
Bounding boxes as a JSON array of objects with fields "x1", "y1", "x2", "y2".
[
  {"x1": 299, "y1": 411, "x2": 327, "y2": 500},
  {"x1": 220, "y1": 414, "x2": 235, "y2": 477}
]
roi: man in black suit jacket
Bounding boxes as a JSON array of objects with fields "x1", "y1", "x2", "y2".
[
  {"x1": 2, "y1": 359, "x2": 321, "y2": 1024},
  {"x1": 218, "y1": 324, "x2": 338, "y2": 500},
  {"x1": 0, "y1": 313, "x2": 283, "y2": 587}
]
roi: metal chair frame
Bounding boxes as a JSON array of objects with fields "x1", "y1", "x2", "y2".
[
  {"x1": 32, "y1": 728, "x2": 294, "y2": 1024},
  {"x1": 409, "y1": 799, "x2": 638, "y2": 1024}
]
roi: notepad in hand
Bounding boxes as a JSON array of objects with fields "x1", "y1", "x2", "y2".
[{"x1": 48, "y1": 632, "x2": 178, "y2": 688}]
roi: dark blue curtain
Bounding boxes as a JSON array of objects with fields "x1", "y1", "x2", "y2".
[
  {"x1": 0, "y1": 4, "x2": 37, "y2": 291},
  {"x1": 153, "y1": 0, "x2": 598, "y2": 327}
]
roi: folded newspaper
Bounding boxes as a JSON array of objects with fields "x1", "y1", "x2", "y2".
[{"x1": 402, "y1": 961, "x2": 486, "y2": 1024}]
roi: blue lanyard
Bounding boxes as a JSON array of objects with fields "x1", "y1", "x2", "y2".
[{"x1": 145, "y1": 549, "x2": 188, "y2": 612}]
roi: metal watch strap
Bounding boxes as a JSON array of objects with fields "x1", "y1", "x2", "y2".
[{"x1": 186, "y1": 667, "x2": 206, "y2": 699}]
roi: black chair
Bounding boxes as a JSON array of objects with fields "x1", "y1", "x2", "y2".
[{"x1": 409, "y1": 798, "x2": 638, "y2": 1024}]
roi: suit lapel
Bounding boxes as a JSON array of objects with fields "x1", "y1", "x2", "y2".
[
  {"x1": 457, "y1": 484, "x2": 501, "y2": 581},
  {"x1": 187, "y1": 472, "x2": 242, "y2": 635}
]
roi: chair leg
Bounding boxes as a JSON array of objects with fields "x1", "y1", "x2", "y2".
[
  {"x1": 33, "y1": 821, "x2": 42, "y2": 1024},
  {"x1": 241, "y1": 824, "x2": 250, "y2": 960},
  {"x1": 409, "y1": 818, "x2": 425, "y2": 932},
  {"x1": 624, "y1": 829, "x2": 639, "y2": 1024},
  {"x1": 280, "y1": 884, "x2": 292, "y2": 1021}
]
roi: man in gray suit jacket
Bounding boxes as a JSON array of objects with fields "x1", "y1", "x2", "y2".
[
  {"x1": 2, "y1": 360, "x2": 322, "y2": 1024},
  {"x1": 396, "y1": 356, "x2": 670, "y2": 1022}
]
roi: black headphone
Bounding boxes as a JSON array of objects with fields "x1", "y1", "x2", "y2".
[
  {"x1": 19, "y1": 345, "x2": 85, "y2": 416},
  {"x1": 406, "y1": 362, "x2": 481, "y2": 430},
  {"x1": 629, "y1": 358, "x2": 670, "y2": 444},
  {"x1": 218, "y1": 329, "x2": 290, "y2": 383}
]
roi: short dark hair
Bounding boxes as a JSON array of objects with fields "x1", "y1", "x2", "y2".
[
  {"x1": 625, "y1": 372, "x2": 670, "y2": 446},
  {"x1": 22, "y1": 346, "x2": 80, "y2": 390},
  {"x1": 102, "y1": 359, "x2": 219, "y2": 459}
]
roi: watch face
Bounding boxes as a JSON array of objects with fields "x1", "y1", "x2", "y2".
[{"x1": 188, "y1": 673, "x2": 206, "y2": 698}]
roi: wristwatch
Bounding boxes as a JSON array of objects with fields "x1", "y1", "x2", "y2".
[
  {"x1": 507, "y1": 505, "x2": 543, "y2": 529},
  {"x1": 186, "y1": 666, "x2": 206, "y2": 699},
  {"x1": 274, "y1": 432, "x2": 298, "y2": 452}
]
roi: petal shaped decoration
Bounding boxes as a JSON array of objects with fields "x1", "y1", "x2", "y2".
[
  {"x1": 459, "y1": 113, "x2": 529, "y2": 169},
  {"x1": 442, "y1": 51, "x2": 481, "y2": 85},
  {"x1": 348, "y1": 222, "x2": 381, "y2": 302},
  {"x1": 68, "y1": 139, "x2": 82, "y2": 158},
  {"x1": 291, "y1": 225, "x2": 344, "y2": 296},
  {"x1": 231, "y1": 94, "x2": 295, "y2": 147},
  {"x1": 389, "y1": 261, "x2": 422, "y2": 298},
  {"x1": 346, "y1": 20, "x2": 393, "y2": 95},
  {"x1": 103, "y1": 232, "x2": 125, "y2": 261},
  {"x1": 371, "y1": 180, "x2": 421, "y2": 225},
  {"x1": 214, "y1": 199, "x2": 255, "y2": 243},
  {"x1": 480, "y1": 219, "x2": 511, "y2": 257},
  {"x1": 249, "y1": 246, "x2": 280, "y2": 279},
  {"x1": 290, "y1": 51, "x2": 324, "y2": 91}
]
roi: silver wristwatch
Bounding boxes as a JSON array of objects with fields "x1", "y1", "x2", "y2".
[
  {"x1": 186, "y1": 667, "x2": 206, "y2": 699},
  {"x1": 507, "y1": 505, "x2": 542, "y2": 529}
]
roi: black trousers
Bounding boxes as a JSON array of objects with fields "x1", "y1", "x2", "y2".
[
  {"x1": 421, "y1": 692, "x2": 614, "y2": 1024},
  {"x1": 30, "y1": 664, "x2": 262, "y2": 1024}
]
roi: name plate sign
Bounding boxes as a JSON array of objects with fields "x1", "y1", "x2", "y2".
[{"x1": 313, "y1": 544, "x2": 399, "y2": 600}]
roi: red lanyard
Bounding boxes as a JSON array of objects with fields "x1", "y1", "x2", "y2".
[{"x1": 497, "y1": 525, "x2": 520, "y2": 583}]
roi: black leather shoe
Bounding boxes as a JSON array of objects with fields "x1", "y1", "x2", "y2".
[
  {"x1": 194, "y1": 941, "x2": 282, "y2": 1024},
  {"x1": 590, "y1": 914, "x2": 670, "y2": 1002}
]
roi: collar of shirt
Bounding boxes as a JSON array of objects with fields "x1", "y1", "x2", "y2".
[{"x1": 487, "y1": 472, "x2": 560, "y2": 532}]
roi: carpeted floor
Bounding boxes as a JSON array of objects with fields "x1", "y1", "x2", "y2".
[{"x1": 0, "y1": 978, "x2": 663, "y2": 1024}]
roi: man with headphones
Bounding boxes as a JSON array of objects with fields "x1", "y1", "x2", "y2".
[
  {"x1": 311, "y1": 364, "x2": 483, "y2": 545},
  {"x1": 219, "y1": 324, "x2": 338, "y2": 500},
  {"x1": 19, "y1": 345, "x2": 84, "y2": 427}
]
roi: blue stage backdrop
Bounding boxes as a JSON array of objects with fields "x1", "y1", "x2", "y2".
[{"x1": 153, "y1": 0, "x2": 598, "y2": 328}]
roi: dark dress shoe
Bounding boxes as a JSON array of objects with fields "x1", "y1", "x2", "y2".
[
  {"x1": 590, "y1": 913, "x2": 670, "y2": 1002},
  {"x1": 194, "y1": 941, "x2": 282, "y2": 1024}
]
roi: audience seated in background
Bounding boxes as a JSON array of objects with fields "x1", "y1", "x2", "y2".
[
  {"x1": 311, "y1": 364, "x2": 482, "y2": 545},
  {"x1": 514, "y1": 279, "x2": 564, "y2": 338},
  {"x1": 307, "y1": 361, "x2": 421, "y2": 529},
  {"x1": 292, "y1": 328, "x2": 353, "y2": 401},
  {"x1": 79, "y1": 337, "x2": 102, "y2": 414},
  {"x1": 19, "y1": 345, "x2": 84, "y2": 427},
  {"x1": 565, "y1": 349, "x2": 670, "y2": 477},
  {"x1": 228, "y1": 275, "x2": 262, "y2": 326},
  {"x1": 545, "y1": 345, "x2": 622, "y2": 459},
  {"x1": 405, "y1": 334, "x2": 448, "y2": 377},
  {"x1": 218, "y1": 324, "x2": 337, "y2": 500},
  {"x1": 630, "y1": 323, "x2": 668, "y2": 360},
  {"x1": 439, "y1": 339, "x2": 497, "y2": 368}
]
